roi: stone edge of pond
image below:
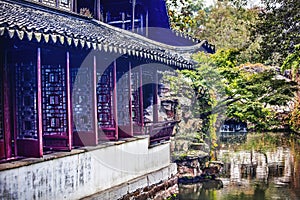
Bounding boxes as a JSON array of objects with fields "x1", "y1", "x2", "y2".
[{"x1": 81, "y1": 163, "x2": 178, "y2": 200}]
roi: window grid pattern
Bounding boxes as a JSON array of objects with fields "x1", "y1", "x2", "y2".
[
  {"x1": 40, "y1": 0, "x2": 56, "y2": 7},
  {"x1": 42, "y1": 65, "x2": 67, "y2": 136},
  {"x1": 59, "y1": 0, "x2": 71, "y2": 11},
  {"x1": 15, "y1": 63, "x2": 38, "y2": 139},
  {"x1": 131, "y1": 71, "x2": 142, "y2": 125},
  {"x1": 117, "y1": 71, "x2": 130, "y2": 126},
  {"x1": 71, "y1": 67, "x2": 93, "y2": 132},
  {"x1": 97, "y1": 66, "x2": 115, "y2": 138}
]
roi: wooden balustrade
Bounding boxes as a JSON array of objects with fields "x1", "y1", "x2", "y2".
[{"x1": 144, "y1": 121, "x2": 177, "y2": 144}]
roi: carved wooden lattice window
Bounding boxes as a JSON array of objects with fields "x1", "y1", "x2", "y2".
[
  {"x1": 97, "y1": 67, "x2": 114, "y2": 127},
  {"x1": 42, "y1": 65, "x2": 67, "y2": 136},
  {"x1": 131, "y1": 70, "x2": 142, "y2": 125},
  {"x1": 15, "y1": 63, "x2": 38, "y2": 139},
  {"x1": 41, "y1": 0, "x2": 56, "y2": 7},
  {"x1": 59, "y1": 0, "x2": 71, "y2": 10},
  {"x1": 97, "y1": 65, "x2": 115, "y2": 139},
  {"x1": 61, "y1": 0, "x2": 69, "y2": 5},
  {"x1": 71, "y1": 67, "x2": 93, "y2": 132},
  {"x1": 117, "y1": 71, "x2": 130, "y2": 126}
]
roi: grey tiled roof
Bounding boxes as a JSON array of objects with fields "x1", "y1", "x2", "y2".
[{"x1": 0, "y1": 0, "x2": 215, "y2": 69}]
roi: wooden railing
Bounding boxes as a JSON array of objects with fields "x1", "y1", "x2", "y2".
[{"x1": 144, "y1": 121, "x2": 177, "y2": 144}]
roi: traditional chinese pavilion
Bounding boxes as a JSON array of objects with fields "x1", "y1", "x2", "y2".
[{"x1": 0, "y1": 0, "x2": 215, "y2": 162}]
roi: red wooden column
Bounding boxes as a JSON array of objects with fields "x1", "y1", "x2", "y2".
[
  {"x1": 66, "y1": 51, "x2": 73, "y2": 150},
  {"x1": 128, "y1": 62, "x2": 133, "y2": 136},
  {"x1": 36, "y1": 47, "x2": 43, "y2": 157},
  {"x1": 2, "y1": 50, "x2": 12, "y2": 159},
  {"x1": 96, "y1": 0, "x2": 101, "y2": 21},
  {"x1": 139, "y1": 66, "x2": 144, "y2": 133},
  {"x1": 153, "y1": 67, "x2": 159, "y2": 123},
  {"x1": 113, "y1": 60, "x2": 118, "y2": 140},
  {"x1": 73, "y1": 0, "x2": 77, "y2": 12},
  {"x1": 0, "y1": 50, "x2": 5, "y2": 159},
  {"x1": 12, "y1": 59, "x2": 17, "y2": 157},
  {"x1": 93, "y1": 55, "x2": 98, "y2": 143}
]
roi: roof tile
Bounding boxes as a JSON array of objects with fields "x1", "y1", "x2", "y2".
[{"x1": 0, "y1": 0, "x2": 214, "y2": 69}]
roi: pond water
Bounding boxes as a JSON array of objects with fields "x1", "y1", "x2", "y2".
[{"x1": 176, "y1": 134, "x2": 300, "y2": 200}]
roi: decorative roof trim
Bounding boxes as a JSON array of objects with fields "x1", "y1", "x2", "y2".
[
  {"x1": 0, "y1": 0, "x2": 215, "y2": 69},
  {"x1": 91, "y1": 19, "x2": 214, "y2": 54}
]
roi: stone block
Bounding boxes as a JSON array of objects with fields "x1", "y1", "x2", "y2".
[
  {"x1": 147, "y1": 170, "x2": 164, "y2": 186},
  {"x1": 127, "y1": 176, "x2": 148, "y2": 194},
  {"x1": 108, "y1": 185, "x2": 129, "y2": 200}
]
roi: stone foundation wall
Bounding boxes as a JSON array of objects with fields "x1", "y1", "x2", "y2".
[
  {"x1": 83, "y1": 164, "x2": 178, "y2": 200},
  {"x1": 121, "y1": 177, "x2": 178, "y2": 200},
  {"x1": 0, "y1": 137, "x2": 174, "y2": 200}
]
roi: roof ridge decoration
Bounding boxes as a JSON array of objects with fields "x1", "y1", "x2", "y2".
[{"x1": 0, "y1": 0, "x2": 215, "y2": 69}]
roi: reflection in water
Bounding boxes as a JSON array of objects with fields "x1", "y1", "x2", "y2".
[{"x1": 177, "y1": 141, "x2": 300, "y2": 200}]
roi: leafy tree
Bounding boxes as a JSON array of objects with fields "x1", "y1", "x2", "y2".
[
  {"x1": 166, "y1": 0, "x2": 204, "y2": 33},
  {"x1": 281, "y1": 44, "x2": 300, "y2": 132},
  {"x1": 254, "y1": 0, "x2": 300, "y2": 66},
  {"x1": 213, "y1": 49, "x2": 297, "y2": 130},
  {"x1": 172, "y1": 49, "x2": 297, "y2": 131},
  {"x1": 166, "y1": 0, "x2": 298, "y2": 132},
  {"x1": 167, "y1": 0, "x2": 261, "y2": 63},
  {"x1": 195, "y1": 1, "x2": 261, "y2": 63},
  {"x1": 163, "y1": 52, "x2": 225, "y2": 147},
  {"x1": 281, "y1": 44, "x2": 300, "y2": 81}
]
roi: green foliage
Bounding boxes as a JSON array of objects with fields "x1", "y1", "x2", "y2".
[
  {"x1": 210, "y1": 49, "x2": 297, "y2": 130},
  {"x1": 289, "y1": 102, "x2": 300, "y2": 132},
  {"x1": 170, "y1": 49, "x2": 297, "y2": 131},
  {"x1": 281, "y1": 44, "x2": 300, "y2": 80},
  {"x1": 194, "y1": 1, "x2": 259, "y2": 53},
  {"x1": 167, "y1": 0, "x2": 261, "y2": 63},
  {"x1": 167, "y1": 0, "x2": 299, "y2": 66},
  {"x1": 171, "y1": 52, "x2": 225, "y2": 119},
  {"x1": 280, "y1": 44, "x2": 300, "y2": 133},
  {"x1": 166, "y1": 0, "x2": 204, "y2": 33},
  {"x1": 166, "y1": 0, "x2": 299, "y2": 135},
  {"x1": 254, "y1": 0, "x2": 300, "y2": 66},
  {"x1": 163, "y1": 52, "x2": 224, "y2": 151},
  {"x1": 166, "y1": 193, "x2": 177, "y2": 200},
  {"x1": 238, "y1": 133, "x2": 286, "y2": 152},
  {"x1": 172, "y1": 50, "x2": 295, "y2": 136}
]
